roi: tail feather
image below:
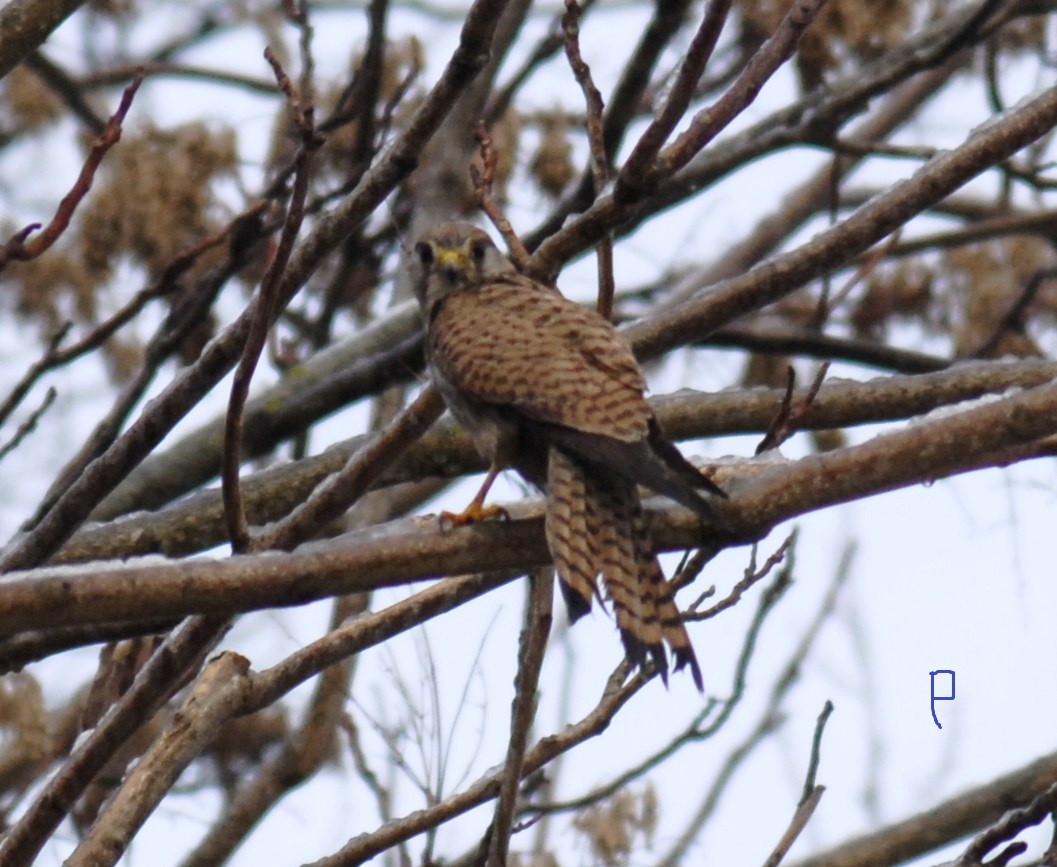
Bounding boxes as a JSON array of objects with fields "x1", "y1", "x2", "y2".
[
  {"x1": 545, "y1": 447, "x2": 600, "y2": 622},
  {"x1": 628, "y1": 502, "x2": 704, "y2": 691},
  {"x1": 647, "y1": 417, "x2": 727, "y2": 502},
  {"x1": 590, "y1": 477, "x2": 662, "y2": 675},
  {"x1": 545, "y1": 447, "x2": 704, "y2": 691}
]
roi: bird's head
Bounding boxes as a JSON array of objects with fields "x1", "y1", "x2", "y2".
[{"x1": 412, "y1": 222, "x2": 515, "y2": 315}]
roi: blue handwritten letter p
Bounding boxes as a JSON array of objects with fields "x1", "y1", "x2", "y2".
[{"x1": 930, "y1": 669, "x2": 955, "y2": 729}]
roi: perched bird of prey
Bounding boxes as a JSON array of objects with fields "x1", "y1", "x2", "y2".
[{"x1": 412, "y1": 222, "x2": 725, "y2": 689}]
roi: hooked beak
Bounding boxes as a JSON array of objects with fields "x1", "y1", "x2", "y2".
[{"x1": 434, "y1": 247, "x2": 468, "y2": 282}]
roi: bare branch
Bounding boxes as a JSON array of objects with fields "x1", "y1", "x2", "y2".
[
  {"x1": 525, "y1": 544, "x2": 794, "y2": 818},
  {"x1": 626, "y1": 79, "x2": 1057, "y2": 360},
  {"x1": 65, "y1": 652, "x2": 251, "y2": 866},
  {"x1": 616, "y1": 0, "x2": 733, "y2": 194},
  {"x1": 484, "y1": 568, "x2": 553, "y2": 866},
  {"x1": 790, "y1": 753, "x2": 1057, "y2": 867},
  {"x1": 223, "y1": 47, "x2": 320, "y2": 553},
  {"x1": 4, "y1": 3, "x2": 1057, "y2": 863},
  {"x1": 0, "y1": 386, "x2": 55, "y2": 462},
  {"x1": 34, "y1": 357, "x2": 1057, "y2": 569},
  {"x1": 471, "y1": 122, "x2": 530, "y2": 269},
  {"x1": 764, "y1": 785, "x2": 826, "y2": 867},
  {"x1": 257, "y1": 385, "x2": 444, "y2": 552},
  {"x1": 761, "y1": 701, "x2": 835, "y2": 867},
  {"x1": 0, "y1": 72, "x2": 142, "y2": 270},
  {"x1": 560, "y1": 0, "x2": 614, "y2": 316},
  {"x1": 0, "y1": 0, "x2": 87, "y2": 80},
  {"x1": 0, "y1": 615, "x2": 229, "y2": 866},
  {"x1": 526, "y1": 0, "x2": 1030, "y2": 276},
  {"x1": 90, "y1": 302, "x2": 422, "y2": 521},
  {"x1": 757, "y1": 362, "x2": 830, "y2": 454},
  {"x1": 310, "y1": 668, "x2": 643, "y2": 865}
]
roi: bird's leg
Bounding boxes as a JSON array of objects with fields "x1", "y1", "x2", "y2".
[{"x1": 440, "y1": 463, "x2": 509, "y2": 526}]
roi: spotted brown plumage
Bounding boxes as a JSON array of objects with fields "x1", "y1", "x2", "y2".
[{"x1": 412, "y1": 221, "x2": 725, "y2": 689}]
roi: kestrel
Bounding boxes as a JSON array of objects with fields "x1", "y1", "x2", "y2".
[{"x1": 412, "y1": 222, "x2": 725, "y2": 689}]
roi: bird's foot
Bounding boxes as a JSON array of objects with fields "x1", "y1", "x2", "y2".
[{"x1": 439, "y1": 501, "x2": 509, "y2": 528}]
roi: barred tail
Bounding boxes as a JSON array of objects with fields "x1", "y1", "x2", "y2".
[
  {"x1": 627, "y1": 499, "x2": 704, "y2": 691},
  {"x1": 546, "y1": 447, "x2": 703, "y2": 691},
  {"x1": 588, "y1": 474, "x2": 664, "y2": 677},
  {"x1": 545, "y1": 447, "x2": 600, "y2": 622}
]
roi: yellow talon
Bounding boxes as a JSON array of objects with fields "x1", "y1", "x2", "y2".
[
  {"x1": 439, "y1": 463, "x2": 506, "y2": 528},
  {"x1": 440, "y1": 501, "x2": 508, "y2": 527}
]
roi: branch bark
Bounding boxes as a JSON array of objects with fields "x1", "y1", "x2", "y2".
[{"x1": 0, "y1": 0, "x2": 86, "y2": 80}]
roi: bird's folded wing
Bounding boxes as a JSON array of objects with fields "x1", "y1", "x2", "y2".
[{"x1": 430, "y1": 279, "x2": 649, "y2": 441}]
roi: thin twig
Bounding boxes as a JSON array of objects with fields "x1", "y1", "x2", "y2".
[
  {"x1": 183, "y1": 571, "x2": 504, "y2": 867},
  {"x1": 658, "y1": 540, "x2": 847, "y2": 867},
  {"x1": 757, "y1": 363, "x2": 829, "y2": 454},
  {"x1": 971, "y1": 266, "x2": 1057, "y2": 359},
  {"x1": 349, "y1": 0, "x2": 389, "y2": 174},
  {"x1": 0, "y1": 202, "x2": 268, "y2": 433},
  {"x1": 957, "y1": 780, "x2": 1057, "y2": 866},
  {"x1": 561, "y1": 0, "x2": 615, "y2": 317},
  {"x1": 761, "y1": 702, "x2": 833, "y2": 864},
  {"x1": 813, "y1": 230, "x2": 903, "y2": 327},
  {"x1": 831, "y1": 137, "x2": 939, "y2": 161},
  {"x1": 800, "y1": 700, "x2": 833, "y2": 804},
  {"x1": 257, "y1": 384, "x2": 444, "y2": 551},
  {"x1": 0, "y1": 0, "x2": 510, "y2": 574},
  {"x1": 526, "y1": 0, "x2": 1017, "y2": 279},
  {"x1": 634, "y1": 61, "x2": 961, "y2": 308},
  {"x1": 0, "y1": 386, "x2": 56, "y2": 462},
  {"x1": 616, "y1": 0, "x2": 734, "y2": 198},
  {"x1": 763, "y1": 785, "x2": 826, "y2": 867},
  {"x1": 223, "y1": 48, "x2": 320, "y2": 553},
  {"x1": 25, "y1": 248, "x2": 255, "y2": 533},
  {"x1": 688, "y1": 531, "x2": 795, "y2": 619},
  {"x1": 525, "y1": 550, "x2": 794, "y2": 818},
  {"x1": 670, "y1": 546, "x2": 718, "y2": 598},
  {"x1": 22, "y1": 51, "x2": 108, "y2": 133},
  {"x1": 0, "y1": 323, "x2": 70, "y2": 432},
  {"x1": 648, "y1": 0, "x2": 828, "y2": 185},
  {"x1": 707, "y1": 321, "x2": 949, "y2": 374},
  {"x1": 471, "y1": 122, "x2": 530, "y2": 269},
  {"x1": 309, "y1": 668, "x2": 643, "y2": 866},
  {"x1": 559, "y1": 1, "x2": 606, "y2": 187},
  {"x1": 485, "y1": 568, "x2": 553, "y2": 866},
  {"x1": 81, "y1": 59, "x2": 276, "y2": 92},
  {"x1": 0, "y1": 72, "x2": 144, "y2": 271},
  {"x1": 537, "y1": 0, "x2": 694, "y2": 238},
  {"x1": 484, "y1": 13, "x2": 565, "y2": 122}
]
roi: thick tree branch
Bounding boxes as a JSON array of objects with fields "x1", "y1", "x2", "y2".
[
  {"x1": 6, "y1": 368, "x2": 1057, "y2": 637},
  {"x1": 790, "y1": 752, "x2": 1057, "y2": 867},
  {"x1": 38, "y1": 358, "x2": 1057, "y2": 566},
  {"x1": 0, "y1": 0, "x2": 86, "y2": 80},
  {"x1": 626, "y1": 81, "x2": 1057, "y2": 359},
  {"x1": 65, "y1": 652, "x2": 251, "y2": 866},
  {"x1": 0, "y1": 615, "x2": 230, "y2": 866}
]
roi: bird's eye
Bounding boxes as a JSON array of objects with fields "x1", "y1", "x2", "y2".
[
  {"x1": 415, "y1": 242, "x2": 433, "y2": 266},
  {"x1": 470, "y1": 241, "x2": 487, "y2": 263}
]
